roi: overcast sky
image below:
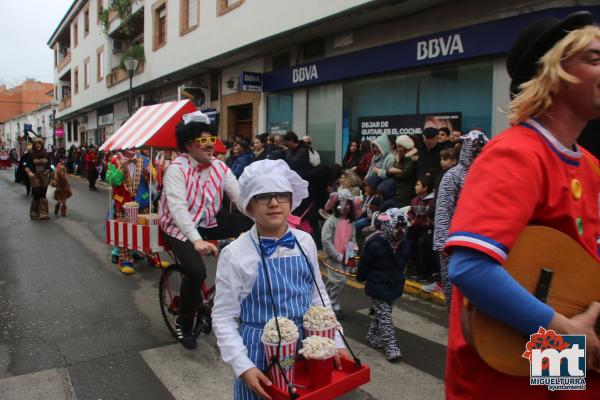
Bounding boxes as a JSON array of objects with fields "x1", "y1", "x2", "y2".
[{"x1": 0, "y1": 0, "x2": 73, "y2": 88}]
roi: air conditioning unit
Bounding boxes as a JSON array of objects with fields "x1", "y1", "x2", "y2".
[
  {"x1": 134, "y1": 94, "x2": 145, "y2": 109},
  {"x1": 113, "y1": 40, "x2": 124, "y2": 53}
]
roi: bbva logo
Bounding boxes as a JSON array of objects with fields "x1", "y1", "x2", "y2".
[
  {"x1": 417, "y1": 34, "x2": 464, "y2": 61},
  {"x1": 292, "y1": 65, "x2": 319, "y2": 83}
]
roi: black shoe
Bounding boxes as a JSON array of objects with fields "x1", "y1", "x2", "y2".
[
  {"x1": 175, "y1": 322, "x2": 197, "y2": 350},
  {"x1": 111, "y1": 254, "x2": 119, "y2": 264},
  {"x1": 407, "y1": 274, "x2": 419, "y2": 281},
  {"x1": 417, "y1": 276, "x2": 433, "y2": 284}
]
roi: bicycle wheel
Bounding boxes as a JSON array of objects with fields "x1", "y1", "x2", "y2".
[
  {"x1": 158, "y1": 264, "x2": 185, "y2": 340},
  {"x1": 159, "y1": 264, "x2": 206, "y2": 339}
]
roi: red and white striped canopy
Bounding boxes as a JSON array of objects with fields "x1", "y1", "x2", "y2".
[{"x1": 99, "y1": 100, "x2": 197, "y2": 151}]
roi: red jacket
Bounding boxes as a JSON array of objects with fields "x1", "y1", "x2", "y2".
[
  {"x1": 85, "y1": 152, "x2": 98, "y2": 172},
  {"x1": 356, "y1": 152, "x2": 373, "y2": 178}
]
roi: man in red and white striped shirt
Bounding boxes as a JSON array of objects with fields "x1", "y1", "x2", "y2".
[{"x1": 159, "y1": 111, "x2": 240, "y2": 349}]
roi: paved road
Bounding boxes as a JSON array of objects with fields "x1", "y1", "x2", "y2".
[{"x1": 0, "y1": 169, "x2": 447, "y2": 400}]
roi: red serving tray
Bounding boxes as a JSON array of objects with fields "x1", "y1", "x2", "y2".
[{"x1": 263, "y1": 357, "x2": 370, "y2": 399}]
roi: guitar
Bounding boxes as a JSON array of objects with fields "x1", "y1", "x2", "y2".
[{"x1": 461, "y1": 225, "x2": 600, "y2": 376}]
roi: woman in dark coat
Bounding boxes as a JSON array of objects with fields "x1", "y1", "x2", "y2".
[
  {"x1": 342, "y1": 139, "x2": 360, "y2": 170},
  {"x1": 251, "y1": 133, "x2": 272, "y2": 162},
  {"x1": 229, "y1": 139, "x2": 252, "y2": 178},
  {"x1": 356, "y1": 140, "x2": 373, "y2": 179}
]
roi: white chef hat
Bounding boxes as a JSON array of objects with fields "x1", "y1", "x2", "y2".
[
  {"x1": 237, "y1": 159, "x2": 309, "y2": 217},
  {"x1": 182, "y1": 111, "x2": 211, "y2": 125}
]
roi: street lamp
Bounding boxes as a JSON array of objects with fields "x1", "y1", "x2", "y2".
[
  {"x1": 50, "y1": 99, "x2": 59, "y2": 148},
  {"x1": 124, "y1": 56, "x2": 139, "y2": 116}
]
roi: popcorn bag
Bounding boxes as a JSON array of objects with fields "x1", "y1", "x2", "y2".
[
  {"x1": 304, "y1": 325, "x2": 336, "y2": 339},
  {"x1": 123, "y1": 202, "x2": 139, "y2": 223},
  {"x1": 303, "y1": 306, "x2": 338, "y2": 339},
  {"x1": 299, "y1": 336, "x2": 337, "y2": 390},
  {"x1": 261, "y1": 317, "x2": 300, "y2": 391},
  {"x1": 262, "y1": 338, "x2": 297, "y2": 391}
]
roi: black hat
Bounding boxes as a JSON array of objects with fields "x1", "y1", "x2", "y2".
[
  {"x1": 422, "y1": 127, "x2": 439, "y2": 137},
  {"x1": 506, "y1": 11, "x2": 594, "y2": 95}
]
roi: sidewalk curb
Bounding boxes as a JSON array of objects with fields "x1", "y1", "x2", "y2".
[{"x1": 317, "y1": 251, "x2": 445, "y2": 306}]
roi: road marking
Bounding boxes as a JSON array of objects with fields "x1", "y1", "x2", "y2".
[
  {"x1": 357, "y1": 306, "x2": 448, "y2": 347},
  {"x1": 0, "y1": 368, "x2": 76, "y2": 400},
  {"x1": 344, "y1": 337, "x2": 444, "y2": 400},
  {"x1": 140, "y1": 339, "x2": 234, "y2": 400}
]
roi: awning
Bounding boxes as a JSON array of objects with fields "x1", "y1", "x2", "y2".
[{"x1": 99, "y1": 100, "x2": 197, "y2": 151}]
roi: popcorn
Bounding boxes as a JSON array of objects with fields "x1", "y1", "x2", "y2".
[
  {"x1": 261, "y1": 317, "x2": 299, "y2": 344},
  {"x1": 299, "y1": 336, "x2": 337, "y2": 360},
  {"x1": 303, "y1": 306, "x2": 338, "y2": 330},
  {"x1": 123, "y1": 201, "x2": 139, "y2": 207}
]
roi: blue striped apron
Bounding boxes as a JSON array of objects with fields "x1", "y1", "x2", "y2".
[{"x1": 233, "y1": 241, "x2": 313, "y2": 400}]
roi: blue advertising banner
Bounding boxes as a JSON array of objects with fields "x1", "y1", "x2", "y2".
[{"x1": 263, "y1": 6, "x2": 600, "y2": 92}]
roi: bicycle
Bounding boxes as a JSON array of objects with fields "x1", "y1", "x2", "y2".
[{"x1": 158, "y1": 238, "x2": 233, "y2": 339}]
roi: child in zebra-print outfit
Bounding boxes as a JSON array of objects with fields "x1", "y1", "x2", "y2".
[{"x1": 357, "y1": 208, "x2": 409, "y2": 362}]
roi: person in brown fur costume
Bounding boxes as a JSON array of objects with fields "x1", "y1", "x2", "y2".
[
  {"x1": 23, "y1": 140, "x2": 53, "y2": 220},
  {"x1": 51, "y1": 161, "x2": 72, "y2": 217}
]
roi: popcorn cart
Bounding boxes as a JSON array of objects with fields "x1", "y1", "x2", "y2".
[{"x1": 99, "y1": 100, "x2": 198, "y2": 256}]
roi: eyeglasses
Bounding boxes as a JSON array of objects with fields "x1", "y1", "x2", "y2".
[
  {"x1": 193, "y1": 136, "x2": 217, "y2": 145},
  {"x1": 252, "y1": 192, "x2": 292, "y2": 205}
]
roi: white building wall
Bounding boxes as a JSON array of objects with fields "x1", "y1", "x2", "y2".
[{"x1": 52, "y1": 0, "x2": 375, "y2": 118}]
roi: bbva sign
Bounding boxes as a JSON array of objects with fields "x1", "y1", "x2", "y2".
[
  {"x1": 417, "y1": 34, "x2": 464, "y2": 61},
  {"x1": 292, "y1": 65, "x2": 319, "y2": 83}
]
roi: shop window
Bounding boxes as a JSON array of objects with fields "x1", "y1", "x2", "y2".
[
  {"x1": 342, "y1": 60, "x2": 493, "y2": 144},
  {"x1": 308, "y1": 85, "x2": 337, "y2": 165},
  {"x1": 343, "y1": 73, "x2": 419, "y2": 140},
  {"x1": 180, "y1": 0, "x2": 199, "y2": 35},
  {"x1": 217, "y1": 0, "x2": 244, "y2": 16},
  {"x1": 153, "y1": 0, "x2": 168, "y2": 51},
  {"x1": 97, "y1": 47, "x2": 104, "y2": 81},
  {"x1": 267, "y1": 93, "x2": 293, "y2": 134},
  {"x1": 418, "y1": 62, "x2": 493, "y2": 134},
  {"x1": 84, "y1": 57, "x2": 90, "y2": 89}
]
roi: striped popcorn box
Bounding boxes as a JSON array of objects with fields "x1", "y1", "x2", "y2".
[
  {"x1": 123, "y1": 204, "x2": 139, "y2": 223},
  {"x1": 262, "y1": 338, "x2": 297, "y2": 391},
  {"x1": 303, "y1": 324, "x2": 337, "y2": 340}
]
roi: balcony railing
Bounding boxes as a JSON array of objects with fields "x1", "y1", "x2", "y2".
[
  {"x1": 57, "y1": 52, "x2": 71, "y2": 73},
  {"x1": 105, "y1": 61, "x2": 144, "y2": 88},
  {"x1": 58, "y1": 96, "x2": 71, "y2": 111}
]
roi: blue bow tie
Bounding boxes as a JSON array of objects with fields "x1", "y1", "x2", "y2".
[{"x1": 260, "y1": 231, "x2": 296, "y2": 257}]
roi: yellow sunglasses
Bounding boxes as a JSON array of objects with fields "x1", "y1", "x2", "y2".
[{"x1": 193, "y1": 136, "x2": 218, "y2": 145}]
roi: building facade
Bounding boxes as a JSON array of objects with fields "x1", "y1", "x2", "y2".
[
  {"x1": 3, "y1": 103, "x2": 59, "y2": 154},
  {"x1": 47, "y1": 0, "x2": 599, "y2": 162},
  {"x1": 0, "y1": 80, "x2": 54, "y2": 150}
]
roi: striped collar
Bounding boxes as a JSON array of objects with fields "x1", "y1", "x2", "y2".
[
  {"x1": 521, "y1": 118, "x2": 582, "y2": 166},
  {"x1": 178, "y1": 153, "x2": 214, "y2": 170}
]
